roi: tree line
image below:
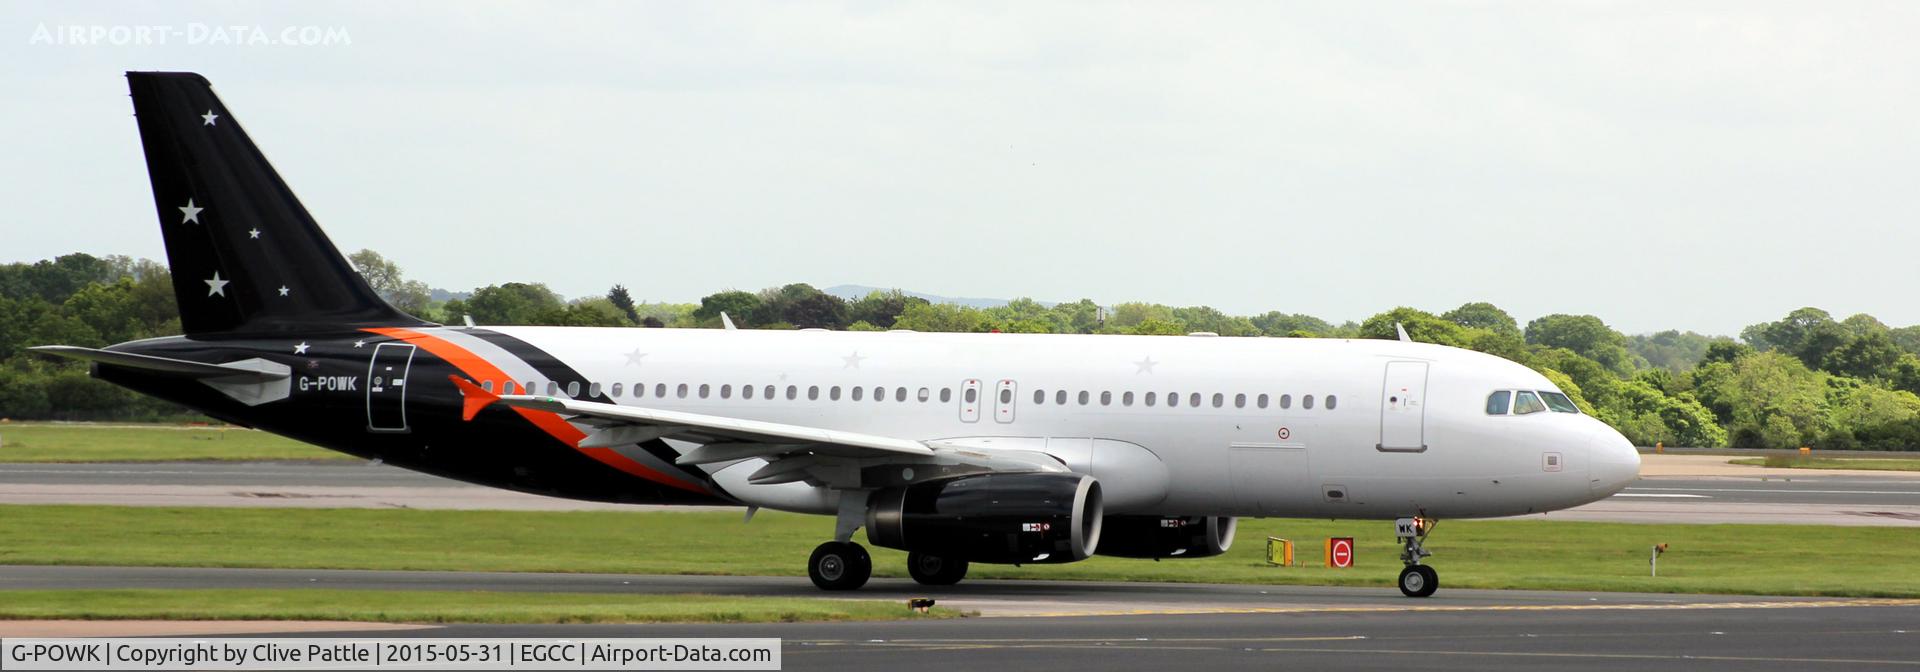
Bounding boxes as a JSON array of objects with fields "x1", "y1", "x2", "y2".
[{"x1": 5, "y1": 250, "x2": 1920, "y2": 451}]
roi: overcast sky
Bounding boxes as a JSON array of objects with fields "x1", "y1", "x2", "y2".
[{"x1": 6, "y1": 2, "x2": 1919, "y2": 336}]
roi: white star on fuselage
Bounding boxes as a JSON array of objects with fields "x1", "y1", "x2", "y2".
[
  {"x1": 1134, "y1": 356, "x2": 1158, "y2": 374},
  {"x1": 179, "y1": 199, "x2": 204, "y2": 224},
  {"x1": 204, "y1": 272, "x2": 228, "y2": 297},
  {"x1": 624, "y1": 349, "x2": 647, "y2": 366},
  {"x1": 843, "y1": 351, "x2": 866, "y2": 369},
  {"x1": 277, "y1": 285, "x2": 289, "y2": 297},
  {"x1": 202, "y1": 110, "x2": 219, "y2": 126},
  {"x1": 293, "y1": 342, "x2": 310, "y2": 355}
]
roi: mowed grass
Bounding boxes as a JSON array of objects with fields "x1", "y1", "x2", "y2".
[
  {"x1": 1731, "y1": 455, "x2": 1920, "y2": 472},
  {"x1": 0, "y1": 423, "x2": 345, "y2": 462},
  {"x1": 3, "y1": 505, "x2": 1919, "y2": 598},
  {"x1": 0, "y1": 589, "x2": 955, "y2": 624}
]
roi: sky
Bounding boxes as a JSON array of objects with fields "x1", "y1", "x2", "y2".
[{"x1": 5, "y1": 2, "x2": 1920, "y2": 336}]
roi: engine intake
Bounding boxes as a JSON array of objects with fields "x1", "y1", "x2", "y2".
[
  {"x1": 1094, "y1": 515, "x2": 1236, "y2": 559},
  {"x1": 866, "y1": 472, "x2": 1102, "y2": 564}
]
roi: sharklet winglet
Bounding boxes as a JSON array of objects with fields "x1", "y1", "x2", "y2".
[{"x1": 448, "y1": 375, "x2": 499, "y2": 421}]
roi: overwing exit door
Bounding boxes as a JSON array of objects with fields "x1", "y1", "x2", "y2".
[
  {"x1": 1378, "y1": 361, "x2": 1428, "y2": 452},
  {"x1": 366, "y1": 342, "x2": 416, "y2": 433}
]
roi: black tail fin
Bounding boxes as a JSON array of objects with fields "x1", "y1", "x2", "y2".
[{"x1": 126, "y1": 71, "x2": 432, "y2": 336}]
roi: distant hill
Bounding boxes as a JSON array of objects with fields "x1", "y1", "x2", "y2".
[
  {"x1": 822, "y1": 285, "x2": 1055, "y2": 309},
  {"x1": 429, "y1": 288, "x2": 470, "y2": 303}
]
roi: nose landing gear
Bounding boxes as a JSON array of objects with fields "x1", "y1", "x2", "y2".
[{"x1": 1395, "y1": 516, "x2": 1438, "y2": 598}]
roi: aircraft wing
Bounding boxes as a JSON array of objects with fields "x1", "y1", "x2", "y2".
[{"x1": 449, "y1": 376, "x2": 1027, "y2": 489}]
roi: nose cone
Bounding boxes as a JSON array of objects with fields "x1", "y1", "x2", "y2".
[{"x1": 1588, "y1": 426, "x2": 1640, "y2": 496}]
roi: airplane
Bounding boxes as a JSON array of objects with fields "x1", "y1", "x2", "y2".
[{"x1": 34, "y1": 72, "x2": 1640, "y2": 598}]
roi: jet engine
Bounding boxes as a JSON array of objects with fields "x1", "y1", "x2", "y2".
[
  {"x1": 865, "y1": 472, "x2": 1102, "y2": 564},
  {"x1": 1094, "y1": 515, "x2": 1236, "y2": 559}
]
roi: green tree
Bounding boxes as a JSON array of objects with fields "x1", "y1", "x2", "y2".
[
  {"x1": 848, "y1": 290, "x2": 928, "y2": 329},
  {"x1": 1358, "y1": 307, "x2": 1468, "y2": 347},
  {"x1": 1441, "y1": 302, "x2": 1519, "y2": 336},
  {"x1": 446, "y1": 283, "x2": 565, "y2": 325},
  {"x1": 347, "y1": 250, "x2": 432, "y2": 316},
  {"x1": 1524, "y1": 314, "x2": 1640, "y2": 373},
  {"x1": 1250, "y1": 312, "x2": 1333, "y2": 338},
  {"x1": 1823, "y1": 331, "x2": 1904, "y2": 381},
  {"x1": 891, "y1": 302, "x2": 988, "y2": 333},
  {"x1": 606, "y1": 285, "x2": 640, "y2": 325},
  {"x1": 694, "y1": 290, "x2": 764, "y2": 327},
  {"x1": 1741, "y1": 307, "x2": 1849, "y2": 369}
]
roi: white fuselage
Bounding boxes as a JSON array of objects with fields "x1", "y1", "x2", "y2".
[{"x1": 470, "y1": 327, "x2": 1640, "y2": 520}]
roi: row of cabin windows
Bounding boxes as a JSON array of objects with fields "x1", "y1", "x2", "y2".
[
  {"x1": 478, "y1": 379, "x2": 1335, "y2": 412},
  {"x1": 482, "y1": 379, "x2": 957, "y2": 404},
  {"x1": 1029, "y1": 389, "x2": 1335, "y2": 410}
]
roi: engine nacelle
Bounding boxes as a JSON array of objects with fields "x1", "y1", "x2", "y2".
[
  {"x1": 866, "y1": 472, "x2": 1103, "y2": 564},
  {"x1": 1094, "y1": 515, "x2": 1236, "y2": 559}
]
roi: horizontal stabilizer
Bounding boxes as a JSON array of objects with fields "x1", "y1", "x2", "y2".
[{"x1": 30, "y1": 345, "x2": 289, "y2": 382}]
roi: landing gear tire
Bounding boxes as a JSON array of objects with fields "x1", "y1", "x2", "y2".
[
  {"x1": 1398, "y1": 565, "x2": 1438, "y2": 598},
  {"x1": 809, "y1": 541, "x2": 872, "y2": 591},
  {"x1": 907, "y1": 552, "x2": 969, "y2": 586}
]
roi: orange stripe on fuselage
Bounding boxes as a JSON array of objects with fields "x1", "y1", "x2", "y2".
[{"x1": 361, "y1": 326, "x2": 709, "y2": 495}]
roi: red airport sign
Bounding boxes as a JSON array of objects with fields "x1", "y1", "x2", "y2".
[{"x1": 1326, "y1": 537, "x2": 1355, "y2": 568}]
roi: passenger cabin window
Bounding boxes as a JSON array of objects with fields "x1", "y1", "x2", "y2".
[
  {"x1": 1326, "y1": 395, "x2": 1337, "y2": 410},
  {"x1": 609, "y1": 383, "x2": 622, "y2": 398},
  {"x1": 1078, "y1": 391, "x2": 1090, "y2": 405},
  {"x1": 1190, "y1": 392, "x2": 1202, "y2": 408},
  {"x1": 1486, "y1": 391, "x2": 1511, "y2": 415},
  {"x1": 1257, "y1": 393, "x2": 1269, "y2": 409},
  {"x1": 743, "y1": 384, "x2": 754, "y2": 399},
  {"x1": 919, "y1": 387, "x2": 931, "y2": 402},
  {"x1": 1100, "y1": 391, "x2": 1112, "y2": 406},
  {"x1": 588, "y1": 382, "x2": 601, "y2": 397},
  {"x1": 1000, "y1": 388, "x2": 1013, "y2": 404},
  {"x1": 964, "y1": 388, "x2": 977, "y2": 403},
  {"x1": 1055, "y1": 390, "x2": 1066, "y2": 405},
  {"x1": 720, "y1": 384, "x2": 732, "y2": 399},
  {"x1": 787, "y1": 385, "x2": 799, "y2": 400},
  {"x1": 896, "y1": 387, "x2": 907, "y2": 402},
  {"x1": 1280, "y1": 394, "x2": 1292, "y2": 409},
  {"x1": 940, "y1": 388, "x2": 952, "y2": 403},
  {"x1": 875, "y1": 386, "x2": 886, "y2": 402},
  {"x1": 547, "y1": 381, "x2": 560, "y2": 396},
  {"x1": 1123, "y1": 391, "x2": 1135, "y2": 406},
  {"x1": 808, "y1": 385, "x2": 820, "y2": 400},
  {"x1": 830, "y1": 386, "x2": 842, "y2": 401},
  {"x1": 1514, "y1": 391, "x2": 1547, "y2": 415},
  {"x1": 851, "y1": 387, "x2": 864, "y2": 401},
  {"x1": 1235, "y1": 393, "x2": 1247, "y2": 408},
  {"x1": 698, "y1": 384, "x2": 710, "y2": 399},
  {"x1": 482, "y1": 381, "x2": 495, "y2": 393},
  {"x1": 655, "y1": 383, "x2": 667, "y2": 398},
  {"x1": 1145, "y1": 391, "x2": 1158, "y2": 406},
  {"x1": 1303, "y1": 394, "x2": 1315, "y2": 410},
  {"x1": 766, "y1": 385, "x2": 776, "y2": 399},
  {"x1": 1168, "y1": 392, "x2": 1180, "y2": 407},
  {"x1": 1034, "y1": 390, "x2": 1046, "y2": 404}
]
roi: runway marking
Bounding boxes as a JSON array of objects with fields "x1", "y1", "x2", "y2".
[
  {"x1": 1611, "y1": 493, "x2": 1710, "y2": 498},
  {"x1": 1005, "y1": 598, "x2": 1920, "y2": 618},
  {"x1": 1251, "y1": 645, "x2": 1920, "y2": 667},
  {"x1": 1628, "y1": 487, "x2": 1920, "y2": 496}
]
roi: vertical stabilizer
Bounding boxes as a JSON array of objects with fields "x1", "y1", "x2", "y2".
[{"x1": 125, "y1": 71, "x2": 431, "y2": 335}]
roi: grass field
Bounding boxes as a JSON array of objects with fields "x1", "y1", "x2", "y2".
[
  {"x1": 0, "y1": 423, "x2": 346, "y2": 462},
  {"x1": 3, "y1": 505, "x2": 1918, "y2": 598},
  {"x1": 1730, "y1": 455, "x2": 1920, "y2": 472},
  {"x1": 0, "y1": 589, "x2": 956, "y2": 624}
]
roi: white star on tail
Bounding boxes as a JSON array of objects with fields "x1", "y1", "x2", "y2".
[
  {"x1": 202, "y1": 110, "x2": 219, "y2": 126},
  {"x1": 204, "y1": 272, "x2": 228, "y2": 297},
  {"x1": 249, "y1": 228, "x2": 260, "y2": 239},
  {"x1": 179, "y1": 199, "x2": 204, "y2": 224},
  {"x1": 293, "y1": 342, "x2": 310, "y2": 355},
  {"x1": 277, "y1": 285, "x2": 290, "y2": 297}
]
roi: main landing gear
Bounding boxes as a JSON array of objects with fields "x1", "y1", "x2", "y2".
[
  {"x1": 1395, "y1": 516, "x2": 1438, "y2": 598},
  {"x1": 808, "y1": 541, "x2": 871, "y2": 590},
  {"x1": 907, "y1": 552, "x2": 969, "y2": 586}
]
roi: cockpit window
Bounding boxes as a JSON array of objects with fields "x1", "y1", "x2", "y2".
[
  {"x1": 1513, "y1": 391, "x2": 1547, "y2": 415},
  {"x1": 1539, "y1": 391, "x2": 1580, "y2": 414},
  {"x1": 1485, "y1": 391, "x2": 1511, "y2": 415}
]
